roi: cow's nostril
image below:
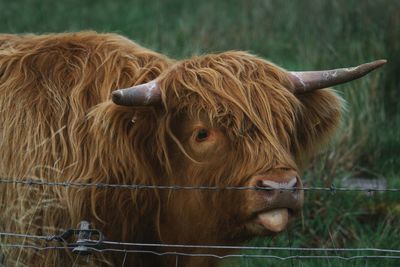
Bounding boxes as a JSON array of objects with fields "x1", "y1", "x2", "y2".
[
  {"x1": 290, "y1": 177, "x2": 299, "y2": 192},
  {"x1": 256, "y1": 179, "x2": 265, "y2": 189}
]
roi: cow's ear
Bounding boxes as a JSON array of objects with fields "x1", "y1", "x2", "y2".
[
  {"x1": 88, "y1": 99, "x2": 160, "y2": 159},
  {"x1": 293, "y1": 89, "x2": 344, "y2": 163}
]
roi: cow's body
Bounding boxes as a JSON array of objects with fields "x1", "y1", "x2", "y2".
[
  {"x1": 0, "y1": 32, "x2": 172, "y2": 266},
  {"x1": 0, "y1": 32, "x2": 347, "y2": 266}
]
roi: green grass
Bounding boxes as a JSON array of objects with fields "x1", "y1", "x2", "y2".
[{"x1": 0, "y1": 0, "x2": 399, "y2": 265}]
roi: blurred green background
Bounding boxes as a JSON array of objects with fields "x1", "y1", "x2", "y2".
[{"x1": 0, "y1": 0, "x2": 399, "y2": 266}]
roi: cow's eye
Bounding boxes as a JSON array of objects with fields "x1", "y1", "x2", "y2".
[{"x1": 195, "y1": 129, "x2": 209, "y2": 142}]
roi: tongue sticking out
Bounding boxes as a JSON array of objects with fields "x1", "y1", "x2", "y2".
[{"x1": 257, "y1": 208, "x2": 289, "y2": 232}]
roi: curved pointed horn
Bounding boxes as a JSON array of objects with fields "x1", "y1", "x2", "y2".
[
  {"x1": 289, "y1": 59, "x2": 387, "y2": 93},
  {"x1": 111, "y1": 80, "x2": 161, "y2": 106}
]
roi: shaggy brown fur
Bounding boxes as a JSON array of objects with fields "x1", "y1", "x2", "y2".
[{"x1": 0, "y1": 32, "x2": 342, "y2": 266}]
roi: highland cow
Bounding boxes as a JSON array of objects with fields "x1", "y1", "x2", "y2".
[{"x1": 0, "y1": 32, "x2": 385, "y2": 266}]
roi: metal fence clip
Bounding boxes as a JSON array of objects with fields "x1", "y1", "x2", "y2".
[
  {"x1": 51, "y1": 221, "x2": 104, "y2": 255},
  {"x1": 72, "y1": 221, "x2": 94, "y2": 255}
]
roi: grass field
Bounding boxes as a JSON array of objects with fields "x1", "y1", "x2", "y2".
[{"x1": 0, "y1": 0, "x2": 399, "y2": 266}]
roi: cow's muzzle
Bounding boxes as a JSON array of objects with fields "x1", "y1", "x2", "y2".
[{"x1": 248, "y1": 170, "x2": 304, "y2": 233}]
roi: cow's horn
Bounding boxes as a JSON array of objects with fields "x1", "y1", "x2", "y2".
[
  {"x1": 112, "y1": 80, "x2": 161, "y2": 106},
  {"x1": 289, "y1": 59, "x2": 387, "y2": 93}
]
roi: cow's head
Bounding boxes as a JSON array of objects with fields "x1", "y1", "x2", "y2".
[{"x1": 111, "y1": 52, "x2": 385, "y2": 244}]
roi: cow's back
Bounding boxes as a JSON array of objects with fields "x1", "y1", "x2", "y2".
[{"x1": 0, "y1": 32, "x2": 170, "y2": 266}]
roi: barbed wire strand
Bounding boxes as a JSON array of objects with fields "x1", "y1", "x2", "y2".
[
  {"x1": 0, "y1": 178, "x2": 399, "y2": 192},
  {"x1": 1, "y1": 178, "x2": 399, "y2": 263},
  {"x1": 1, "y1": 243, "x2": 400, "y2": 261},
  {"x1": 1, "y1": 231, "x2": 399, "y2": 254},
  {"x1": 101, "y1": 240, "x2": 400, "y2": 254}
]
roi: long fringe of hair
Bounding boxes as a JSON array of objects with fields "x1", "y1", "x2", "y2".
[{"x1": 0, "y1": 32, "x2": 171, "y2": 266}]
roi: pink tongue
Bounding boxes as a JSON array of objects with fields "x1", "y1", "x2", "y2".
[{"x1": 257, "y1": 208, "x2": 289, "y2": 232}]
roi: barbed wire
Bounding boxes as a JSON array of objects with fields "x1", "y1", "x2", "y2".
[
  {"x1": 0, "y1": 178, "x2": 399, "y2": 192},
  {"x1": 1, "y1": 231, "x2": 399, "y2": 255},
  {"x1": 1, "y1": 177, "x2": 399, "y2": 264},
  {"x1": 100, "y1": 240, "x2": 400, "y2": 254},
  {"x1": 2, "y1": 243, "x2": 400, "y2": 261}
]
